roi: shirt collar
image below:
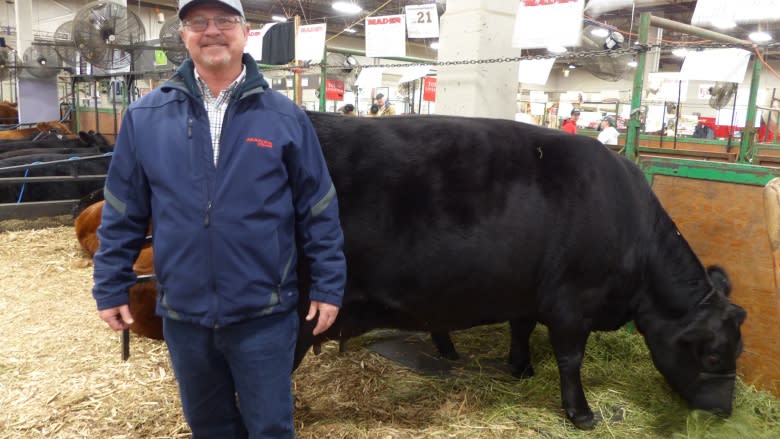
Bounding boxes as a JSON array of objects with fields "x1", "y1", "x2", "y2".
[{"x1": 194, "y1": 65, "x2": 247, "y2": 98}]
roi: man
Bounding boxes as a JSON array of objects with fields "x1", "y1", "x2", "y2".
[
  {"x1": 561, "y1": 108, "x2": 580, "y2": 134},
  {"x1": 597, "y1": 116, "x2": 620, "y2": 145},
  {"x1": 374, "y1": 93, "x2": 396, "y2": 116},
  {"x1": 91, "y1": 0, "x2": 346, "y2": 437}
]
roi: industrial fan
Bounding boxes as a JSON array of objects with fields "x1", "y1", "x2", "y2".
[
  {"x1": 72, "y1": 1, "x2": 146, "y2": 71},
  {"x1": 0, "y1": 47, "x2": 17, "y2": 82},
  {"x1": 159, "y1": 15, "x2": 187, "y2": 66},
  {"x1": 22, "y1": 44, "x2": 62, "y2": 79},
  {"x1": 324, "y1": 52, "x2": 360, "y2": 92},
  {"x1": 708, "y1": 82, "x2": 738, "y2": 109},
  {"x1": 53, "y1": 20, "x2": 79, "y2": 67},
  {"x1": 577, "y1": 24, "x2": 632, "y2": 82}
]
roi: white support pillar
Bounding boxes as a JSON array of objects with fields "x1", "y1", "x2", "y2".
[
  {"x1": 15, "y1": 0, "x2": 59, "y2": 124},
  {"x1": 435, "y1": 0, "x2": 521, "y2": 119}
]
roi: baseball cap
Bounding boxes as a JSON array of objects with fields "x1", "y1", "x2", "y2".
[
  {"x1": 570, "y1": 109, "x2": 581, "y2": 116},
  {"x1": 178, "y1": 0, "x2": 245, "y2": 19},
  {"x1": 602, "y1": 116, "x2": 616, "y2": 127},
  {"x1": 375, "y1": 93, "x2": 385, "y2": 99}
]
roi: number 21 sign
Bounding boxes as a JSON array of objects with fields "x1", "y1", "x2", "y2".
[{"x1": 405, "y1": 4, "x2": 439, "y2": 39}]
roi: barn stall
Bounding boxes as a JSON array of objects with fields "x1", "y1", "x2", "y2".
[{"x1": 1, "y1": 216, "x2": 779, "y2": 438}]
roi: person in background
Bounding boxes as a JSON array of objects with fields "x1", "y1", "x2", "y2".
[
  {"x1": 561, "y1": 108, "x2": 580, "y2": 134},
  {"x1": 340, "y1": 103, "x2": 355, "y2": 116},
  {"x1": 90, "y1": 0, "x2": 346, "y2": 437},
  {"x1": 374, "y1": 93, "x2": 396, "y2": 116},
  {"x1": 367, "y1": 103, "x2": 380, "y2": 117},
  {"x1": 597, "y1": 116, "x2": 620, "y2": 145}
]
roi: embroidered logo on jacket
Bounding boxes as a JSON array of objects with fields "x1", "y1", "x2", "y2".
[{"x1": 247, "y1": 137, "x2": 273, "y2": 148}]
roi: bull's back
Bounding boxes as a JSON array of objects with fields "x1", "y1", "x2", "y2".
[{"x1": 308, "y1": 113, "x2": 655, "y2": 329}]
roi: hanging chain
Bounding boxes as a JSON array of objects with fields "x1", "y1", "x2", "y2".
[{"x1": 260, "y1": 41, "x2": 780, "y2": 73}]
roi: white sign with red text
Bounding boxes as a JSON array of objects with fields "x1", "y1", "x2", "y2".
[
  {"x1": 296, "y1": 23, "x2": 326, "y2": 63},
  {"x1": 365, "y1": 15, "x2": 406, "y2": 58},
  {"x1": 512, "y1": 0, "x2": 584, "y2": 50},
  {"x1": 405, "y1": 4, "x2": 439, "y2": 39}
]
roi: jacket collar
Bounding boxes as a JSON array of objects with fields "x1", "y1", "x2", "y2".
[{"x1": 162, "y1": 54, "x2": 269, "y2": 100}]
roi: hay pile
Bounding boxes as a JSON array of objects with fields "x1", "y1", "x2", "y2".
[{"x1": 1, "y1": 220, "x2": 779, "y2": 438}]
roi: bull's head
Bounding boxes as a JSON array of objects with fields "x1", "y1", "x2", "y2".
[{"x1": 647, "y1": 266, "x2": 746, "y2": 415}]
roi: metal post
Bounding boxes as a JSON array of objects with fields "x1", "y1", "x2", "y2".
[
  {"x1": 293, "y1": 16, "x2": 302, "y2": 106},
  {"x1": 739, "y1": 55, "x2": 763, "y2": 163},
  {"x1": 625, "y1": 13, "x2": 650, "y2": 161},
  {"x1": 319, "y1": 45, "x2": 326, "y2": 112}
]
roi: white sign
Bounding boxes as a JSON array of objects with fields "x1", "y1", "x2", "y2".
[
  {"x1": 646, "y1": 72, "x2": 689, "y2": 102},
  {"x1": 517, "y1": 57, "x2": 556, "y2": 85},
  {"x1": 355, "y1": 67, "x2": 384, "y2": 90},
  {"x1": 398, "y1": 65, "x2": 433, "y2": 84},
  {"x1": 246, "y1": 23, "x2": 274, "y2": 61},
  {"x1": 584, "y1": 0, "x2": 635, "y2": 17},
  {"x1": 405, "y1": 4, "x2": 439, "y2": 39},
  {"x1": 366, "y1": 15, "x2": 407, "y2": 58},
  {"x1": 296, "y1": 23, "x2": 326, "y2": 63},
  {"x1": 698, "y1": 83, "x2": 714, "y2": 99},
  {"x1": 679, "y1": 48, "x2": 751, "y2": 83},
  {"x1": 692, "y1": 0, "x2": 780, "y2": 26},
  {"x1": 512, "y1": 0, "x2": 584, "y2": 50}
]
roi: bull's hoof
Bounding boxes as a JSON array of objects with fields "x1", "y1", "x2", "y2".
[
  {"x1": 566, "y1": 410, "x2": 599, "y2": 430},
  {"x1": 437, "y1": 347, "x2": 460, "y2": 361},
  {"x1": 509, "y1": 363, "x2": 534, "y2": 379}
]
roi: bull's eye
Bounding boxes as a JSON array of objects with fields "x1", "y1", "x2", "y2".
[{"x1": 705, "y1": 354, "x2": 719, "y2": 367}]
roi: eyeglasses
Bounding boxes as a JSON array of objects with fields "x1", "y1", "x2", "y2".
[{"x1": 183, "y1": 16, "x2": 242, "y2": 32}]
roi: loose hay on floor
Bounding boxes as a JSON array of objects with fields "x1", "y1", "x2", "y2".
[{"x1": 1, "y1": 220, "x2": 779, "y2": 439}]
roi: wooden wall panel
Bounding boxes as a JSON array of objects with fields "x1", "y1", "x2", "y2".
[{"x1": 652, "y1": 175, "x2": 780, "y2": 396}]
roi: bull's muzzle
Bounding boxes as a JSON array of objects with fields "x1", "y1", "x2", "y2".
[{"x1": 688, "y1": 371, "x2": 737, "y2": 416}]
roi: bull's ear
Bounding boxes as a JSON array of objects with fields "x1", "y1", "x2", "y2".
[
  {"x1": 706, "y1": 265, "x2": 732, "y2": 296},
  {"x1": 729, "y1": 304, "x2": 747, "y2": 325}
]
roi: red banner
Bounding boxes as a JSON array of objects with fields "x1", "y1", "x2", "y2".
[
  {"x1": 325, "y1": 79, "x2": 344, "y2": 101},
  {"x1": 422, "y1": 76, "x2": 437, "y2": 102}
]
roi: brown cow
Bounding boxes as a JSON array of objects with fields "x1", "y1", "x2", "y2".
[
  {"x1": 75, "y1": 199, "x2": 161, "y2": 340},
  {"x1": 0, "y1": 102, "x2": 18, "y2": 125},
  {"x1": 0, "y1": 121, "x2": 73, "y2": 141}
]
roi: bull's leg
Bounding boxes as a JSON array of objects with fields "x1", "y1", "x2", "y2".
[
  {"x1": 508, "y1": 318, "x2": 537, "y2": 378},
  {"x1": 430, "y1": 331, "x2": 459, "y2": 360},
  {"x1": 548, "y1": 327, "x2": 596, "y2": 429}
]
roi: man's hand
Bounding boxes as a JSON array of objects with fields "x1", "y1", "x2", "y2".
[
  {"x1": 305, "y1": 301, "x2": 339, "y2": 336},
  {"x1": 98, "y1": 305, "x2": 134, "y2": 331}
]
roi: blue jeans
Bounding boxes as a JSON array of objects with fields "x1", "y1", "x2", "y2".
[{"x1": 163, "y1": 311, "x2": 298, "y2": 439}]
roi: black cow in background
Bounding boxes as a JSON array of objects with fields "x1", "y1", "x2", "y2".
[
  {"x1": 0, "y1": 131, "x2": 113, "y2": 159},
  {"x1": 0, "y1": 152, "x2": 110, "y2": 203},
  {"x1": 294, "y1": 112, "x2": 746, "y2": 429}
]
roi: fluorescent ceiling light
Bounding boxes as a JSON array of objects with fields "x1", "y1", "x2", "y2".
[
  {"x1": 749, "y1": 31, "x2": 772, "y2": 42},
  {"x1": 627, "y1": 60, "x2": 638, "y2": 67},
  {"x1": 272, "y1": 15, "x2": 288, "y2": 22},
  {"x1": 430, "y1": 41, "x2": 439, "y2": 49},
  {"x1": 568, "y1": 64, "x2": 576, "y2": 69},
  {"x1": 343, "y1": 27, "x2": 357, "y2": 33},
  {"x1": 711, "y1": 18, "x2": 736, "y2": 29},
  {"x1": 590, "y1": 27, "x2": 609, "y2": 38},
  {"x1": 672, "y1": 48, "x2": 687, "y2": 57},
  {"x1": 332, "y1": 1, "x2": 363, "y2": 14},
  {"x1": 547, "y1": 45, "x2": 567, "y2": 54}
]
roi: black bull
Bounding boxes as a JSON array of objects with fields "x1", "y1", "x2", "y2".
[{"x1": 294, "y1": 112, "x2": 746, "y2": 429}]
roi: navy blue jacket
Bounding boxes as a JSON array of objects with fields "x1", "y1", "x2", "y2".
[{"x1": 92, "y1": 55, "x2": 346, "y2": 328}]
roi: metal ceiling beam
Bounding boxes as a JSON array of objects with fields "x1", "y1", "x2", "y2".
[{"x1": 649, "y1": 15, "x2": 749, "y2": 45}]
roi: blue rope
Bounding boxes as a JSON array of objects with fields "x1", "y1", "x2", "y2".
[{"x1": 16, "y1": 161, "x2": 42, "y2": 204}]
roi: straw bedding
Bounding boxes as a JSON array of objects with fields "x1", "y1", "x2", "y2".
[{"x1": 1, "y1": 217, "x2": 778, "y2": 439}]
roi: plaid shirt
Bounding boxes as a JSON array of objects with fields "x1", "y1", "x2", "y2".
[{"x1": 194, "y1": 66, "x2": 247, "y2": 165}]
